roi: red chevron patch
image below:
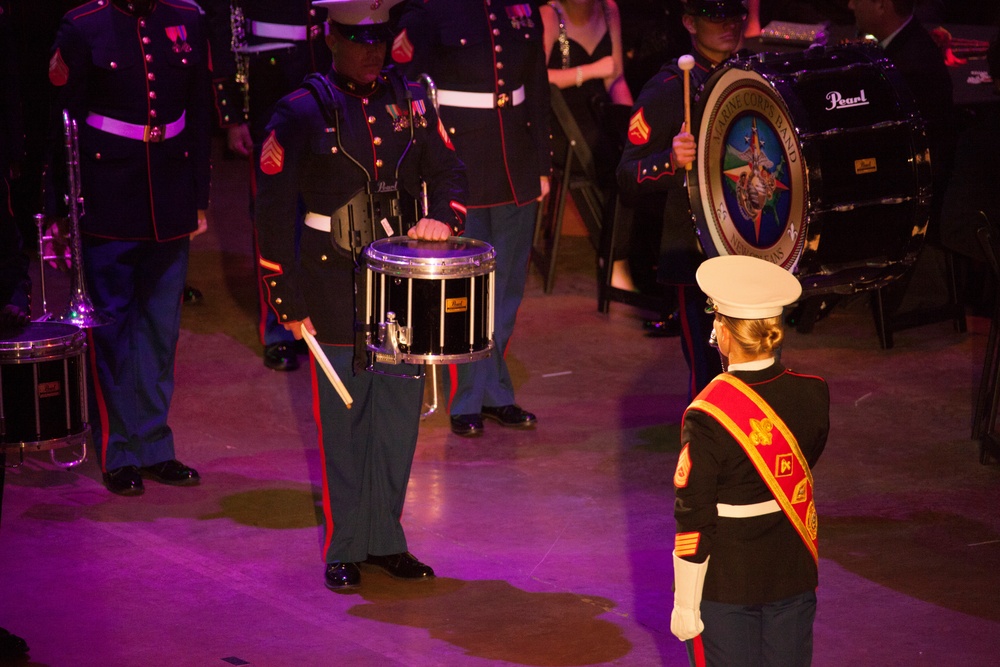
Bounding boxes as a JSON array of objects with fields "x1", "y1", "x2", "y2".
[
  {"x1": 628, "y1": 107, "x2": 651, "y2": 145},
  {"x1": 49, "y1": 48, "x2": 68, "y2": 87},
  {"x1": 391, "y1": 29, "x2": 413, "y2": 64},
  {"x1": 260, "y1": 130, "x2": 284, "y2": 175}
]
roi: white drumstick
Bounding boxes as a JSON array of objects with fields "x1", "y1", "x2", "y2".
[
  {"x1": 679, "y1": 54, "x2": 696, "y2": 172},
  {"x1": 301, "y1": 328, "x2": 353, "y2": 409}
]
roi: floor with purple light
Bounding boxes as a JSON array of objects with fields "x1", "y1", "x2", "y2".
[{"x1": 2, "y1": 145, "x2": 999, "y2": 666}]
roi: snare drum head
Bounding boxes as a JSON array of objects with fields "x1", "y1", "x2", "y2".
[
  {"x1": 0, "y1": 321, "x2": 86, "y2": 360},
  {"x1": 364, "y1": 236, "x2": 496, "y2": 278},
  {"x1": 689, "y1": 65, "x2": 808, "y2": 274}
]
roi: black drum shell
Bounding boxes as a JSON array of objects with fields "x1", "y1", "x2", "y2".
[
  {"x1": 363, "y1": 237, "x2": 496, "y2": 365},
  {"x1": 689, "y1": 43, "x2": 931, "y2": 294},
  {"x1": 1, "y1": 321, "x2": 90, "y2": 450}
]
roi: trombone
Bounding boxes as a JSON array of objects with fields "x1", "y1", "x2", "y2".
[{"x1": 36, "y1": 110, "x2": 111, "y2": 329}]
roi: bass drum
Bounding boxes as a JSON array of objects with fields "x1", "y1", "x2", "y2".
[{"x1": 688, "y1": 43, "x2": 931, "y2": 294}]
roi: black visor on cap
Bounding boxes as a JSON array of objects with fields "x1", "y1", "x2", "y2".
[
  {"x1": 683, "y1": 0, "x2": 748, "y2": 19},
  {"x1": 331, "y1": 20, "x2": 394, "y2": 44}
]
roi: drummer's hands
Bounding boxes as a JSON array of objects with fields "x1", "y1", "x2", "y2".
[
  {"x1": 672, "y1": 122, "x2": 696, "y2": 171},
  {"x1": 407, "y1": 217, "x2": 452, "y2": 242},
  {"x1": 283, "y1": 316, "x2": 317, "y2": 340}
]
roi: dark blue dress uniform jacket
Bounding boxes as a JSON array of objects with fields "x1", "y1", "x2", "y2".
[
  {"x1": 202, "y1": 0, "x2": 330, "y2": 137},
  {"x1": 50, "y1": 0, "x2": 212, "y2": 241},
  {"x1": 617, "y1": 51, "x2": 717, "y2": 286},
  {"x1": 678, "y1": 363, "x2": 830, "y2": 605},
  {"x1": 392, "y1": 0, "x2": 551, "y2": 207},
  {"x1": 255, "y1": 68, "x2": 468, "y2": 345}
]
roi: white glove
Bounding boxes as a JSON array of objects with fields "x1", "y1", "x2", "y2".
[{"x1": 670, "y1": 551, "x2": 709, "y2": 642}]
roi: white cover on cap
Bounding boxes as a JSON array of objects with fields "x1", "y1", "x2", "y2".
[
  {"x1": 696, "y1": 255, "x2": 802, "y2": 319},
  {"x1": 312, "y1": 0, "x2": 403, "y2": 26}
]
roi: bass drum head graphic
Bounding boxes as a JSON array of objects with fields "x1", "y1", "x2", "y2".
[{"x1": 689, "y1": 66, "x2": 808, "y2": 275}]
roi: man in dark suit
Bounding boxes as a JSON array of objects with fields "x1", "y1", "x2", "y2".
[{"x1": 49, "y1": 0, "x2": 212, "y2": 495}]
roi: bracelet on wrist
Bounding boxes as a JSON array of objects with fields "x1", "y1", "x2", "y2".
[{"x1": 575, "y1": 66, "x2": 584, "y2": 87}]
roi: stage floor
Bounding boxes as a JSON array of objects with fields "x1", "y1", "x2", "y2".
[{"x1": 2, "y1": 144, "x2": 999, "y2": 666}]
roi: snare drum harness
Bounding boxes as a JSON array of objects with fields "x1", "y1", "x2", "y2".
[{"x1": 301, "y1": 69, "x2": 419, "y2": 267}]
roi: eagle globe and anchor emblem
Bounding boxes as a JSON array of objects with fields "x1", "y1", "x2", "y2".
[{"x1": 691, "y1": 68, "x2": 808, "y2": 274}]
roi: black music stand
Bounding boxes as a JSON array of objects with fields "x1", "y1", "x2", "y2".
[
  {"x1": 532, "y1": 86, "x2": 605, "y2": 293},
  {"x1": 972, "y1": 213, "x2": 1000, "y2": 464}
]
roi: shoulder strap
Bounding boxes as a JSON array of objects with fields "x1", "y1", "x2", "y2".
[
  {"x1": 548, "y1": 2, "x2": 570, "y2": 69},
  {"x1": 301, "y1": 72, "x2": 340, "y2": 126},
  {"x1": 687, "y1": 374, "x2": 819, "y2": 564}
]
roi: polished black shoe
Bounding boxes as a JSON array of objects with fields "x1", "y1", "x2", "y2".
[
  {"x1": 364, "y1": 552, "x2": 434, "y2": 580},
  {"x1": 324, "y1": 562, "x2": 361, "y2": 591},
  {"x1": 182, "y1": 284, "x2": 203, "y2": 304},
  {"x1": 140, "y1": 459, "x2": 200, "y2": 486},
  {"x1": 103, "y1": 466, "x2": 144, "y2": 496},
  {"x1": 450, "y1": 413, "x2": 484, "y2": 437},
  {"x1": 482, "y1": 404, "x2": 537, "y2": 428},
  {"x1": 643, "y1": 311, "x2": 681, "y2": 338},
  {"x1": 263, "y1": 342, "x2": 300, "y2": 371}
]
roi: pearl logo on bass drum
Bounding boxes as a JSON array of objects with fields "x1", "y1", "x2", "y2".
[{"x1": 825, "y1": 89, "x2": 869, "y2": 111}]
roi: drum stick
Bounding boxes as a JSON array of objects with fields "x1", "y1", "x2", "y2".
[
  {"x1": 301, "y1": 328, "x2": 353, "y2": 409},
  {"x1": 679, "y1": 54, "x2": 695, "y2": 172}
]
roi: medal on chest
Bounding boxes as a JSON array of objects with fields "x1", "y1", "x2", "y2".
[{"x1": 506, "y1": 4, "x2": 535, "y2": 29}]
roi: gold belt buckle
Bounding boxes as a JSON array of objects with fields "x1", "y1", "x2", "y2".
[
  {"x1": 496, "y1": 93, "x2": 509, "y2": 108},
  {"x1": 144, "y1": 124, "x2": 165, "y2": 142}
]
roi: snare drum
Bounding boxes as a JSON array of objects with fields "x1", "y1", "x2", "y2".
[
  {"x1": 689, "y1": 43, "x2": 931, "y2": 294},
  {"x1": 364, "y1": 236, "x2": 496, "y2": 365},
  {"x1": 0, "y1": 321, "x2": 90, "y2": 452}
]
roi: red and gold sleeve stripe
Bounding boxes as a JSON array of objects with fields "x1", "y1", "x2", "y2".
[{"x1": 674, "y1": 531, "x2": 700, "y2": 558}]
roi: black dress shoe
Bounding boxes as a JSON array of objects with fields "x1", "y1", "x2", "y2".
[
  {"x1": 103, "y1": 466, "x2": 144, "y2": 496},
  {"x1": 263, "y1": 342, "x2": 300, "y2": 371},
  {"x1": 643, "y1": 311, "x2": 681, "y2": 338},
  {"x1": 364, "y1": 552, "x2": 434, "y2": 580},
  {"x1": 450, "y1": 413, "x2": 484, "y2": 437},
  {"x1": 140, "y1": 459, "x2": 200, "y2": 486},
  {"x1": 182, "y1": 284, "x2": 203, "y2": 304},
  {"x1": 482, "y1": 404, "x2": 537, "y2": 428},
  {"x1": 324, "y1": 562, "x2": 361, "y2": 591}
]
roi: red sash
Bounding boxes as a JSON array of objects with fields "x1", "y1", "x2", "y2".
[{"x1": 688, "y1": 374, "x2": 818, "y2": 564}]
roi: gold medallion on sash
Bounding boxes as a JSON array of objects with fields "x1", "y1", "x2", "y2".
[{"x1": 687, "y1": 374, "x2": 818, "y2": 564}]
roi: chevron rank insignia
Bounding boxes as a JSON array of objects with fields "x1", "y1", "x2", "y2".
[
  {"x1": 628, "y1": 108, "x2": 651, "y2": 145},
  {"x1": 260, "y1": 130, "x2": 284, "y2": 175}
]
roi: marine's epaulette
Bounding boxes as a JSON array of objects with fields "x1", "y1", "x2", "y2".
[
  {"x1": 162, "y1": 0, "x2": 204, "y2": 13},
  {"x1": 66, "y1": 0, "x2": 109, "y2": 22}
]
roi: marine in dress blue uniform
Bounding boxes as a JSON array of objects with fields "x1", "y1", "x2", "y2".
[
  {"x1": 49, "y1": 0, "x2": 211, "y2": 495},
  {"x1": 392, "y1": 0, "x2": 552, "y2": 437},
  {"x1": 253, "y1": 0, "x2": 467, "y2": 590},
  {"x1": 616, "y1": 0, "x2": 748, "y2": 400},
  {"x1": 672, "y1": 255, "x2": 830, "y2": 667},
  {"x1": 203, "y1": 0, "x2": 332, "y2": 371}
]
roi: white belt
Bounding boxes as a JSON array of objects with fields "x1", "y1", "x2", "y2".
[
  {"x1": 251, "y1": 21, "x2": 308, "y2": 41},
  {"x1": 437, "y1": 85, "x2": 525, "y2": 109},
  {"x1": 717, "y1": 499, "x2": 781, "y2": 518},
  {"x1": 305, "y1": 212, "x2": 333, "y2": 232},
  {"x1": 86, "y1": 111, "x2": 185, "y2": 142}
]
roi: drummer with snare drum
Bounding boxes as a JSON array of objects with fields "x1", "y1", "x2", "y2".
[
  {"x1": 616, "y1": 0, "x2": 746, "y2": 400},
  {"x1": 253, "y1": 0, "x2": 467, "y2": 592}
]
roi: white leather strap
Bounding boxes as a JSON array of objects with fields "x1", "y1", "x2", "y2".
[
  {"x1": 251, "y1": 21, "x2": 308, "y2": 41},
  {"x1": 436, "y1": 85, "x2": 525, "y2": 109},
  {"x1": 85, "y1": 111, "x2": 185, "y2": 142},
  {"x1": 717, "y1": 499, "x2": 781, "y2": 518}
]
